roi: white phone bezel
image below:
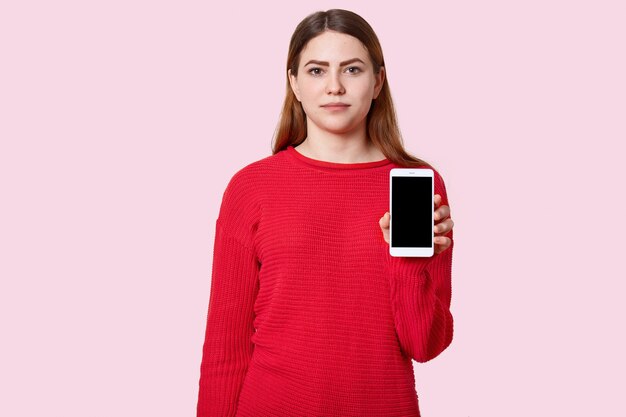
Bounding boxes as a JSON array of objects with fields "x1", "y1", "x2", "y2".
[{"x1": 389, "y1": 168, "x2": 434, "y2": 257}]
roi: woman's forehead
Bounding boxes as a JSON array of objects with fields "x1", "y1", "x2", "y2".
[{"x1": 299, "y1": 31, "x2": 369, "y2": 63}]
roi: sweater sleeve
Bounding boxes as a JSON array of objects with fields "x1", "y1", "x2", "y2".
[
  {"x1": 197, "y1": 172, "x2": 260, "y2": 417},
  {"x1": 386, "y1": 170, "x2": 454, "y2": 363}
]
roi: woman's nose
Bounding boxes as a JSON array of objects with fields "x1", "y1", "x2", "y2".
[{"x1": 325, "y1": 71, "x2": 345, "y2": 95}]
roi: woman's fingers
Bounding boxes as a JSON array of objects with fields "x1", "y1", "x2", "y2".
[
  {"x1": 379, "y1": 212, "x2": 390, "y2": 244},
  {"x1": 434, "y1": 236, "x2": 452, "y2": 254},
  {"x1": 434, "y1": 218, "x2": 454, "y2": 235},
  {"x1": 379, "y1": 212, "x2": 390, "y2": 229},
  {"x1": 434, "y1": 203, "x2": 450, "y2": 221},
  {"x1": 434, "y1": 194, "x2": 442, "y2": 209}
]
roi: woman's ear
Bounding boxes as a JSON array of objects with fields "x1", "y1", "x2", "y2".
[
  {"x1": 373, "y1": 66, "x2": 385, "y2": 99},
  {"x1": 288, "y1": 69, "x2": 301, "y2": 102}
]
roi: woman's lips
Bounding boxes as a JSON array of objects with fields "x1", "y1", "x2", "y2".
[{"x1": 321, "y1": 103, "x2": 350, "y2": 111}]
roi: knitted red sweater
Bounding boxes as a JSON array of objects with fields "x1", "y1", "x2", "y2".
[{"x1": 197, "y1": 146, "x2": 454, "y2": 417}]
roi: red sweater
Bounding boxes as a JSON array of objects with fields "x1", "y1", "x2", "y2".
[{"x1": 197, "y1": 146, "x2": 454, "y2": 417}]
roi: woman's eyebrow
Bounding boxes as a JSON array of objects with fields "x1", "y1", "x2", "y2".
[{"x1": 303, "y1": 58, "x2": 365, "y2": 66}]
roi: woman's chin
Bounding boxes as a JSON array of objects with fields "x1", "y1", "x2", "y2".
[{"x1": 312, "y1": 122, "x2": 362, "y2": 136}]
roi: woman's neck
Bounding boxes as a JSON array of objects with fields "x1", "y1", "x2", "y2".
[{"x1": 295, "y1": 132, "x2": 386, "y2": 164}]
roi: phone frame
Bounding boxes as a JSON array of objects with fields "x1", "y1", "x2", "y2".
[{"x1": 389, "y1": 168, "x2": 434, "y2": 257}]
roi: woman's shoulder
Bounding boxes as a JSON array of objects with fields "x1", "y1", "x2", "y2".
[
  {"x1": 221, "y1": 150, "x2": 290, "y2": 204},
  {"x1": 227, "y1": 150, "x2": 287, "y2": 186}
]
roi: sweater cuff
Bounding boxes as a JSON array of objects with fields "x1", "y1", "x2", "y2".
[{"x1": 384, "y1": 249, "x2": 430, "y2": 280}]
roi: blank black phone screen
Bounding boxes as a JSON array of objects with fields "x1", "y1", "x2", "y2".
[{"x1": 391, "y1": 176, "x2": 432, "y2": 248}]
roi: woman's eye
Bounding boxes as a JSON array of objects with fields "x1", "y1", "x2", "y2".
[
  {"x1": 308, "y1": 67, "x2": 323, "y2": 76},
  {"x1": 346, "y1": 66, "x2": 362, "y2": 74}
]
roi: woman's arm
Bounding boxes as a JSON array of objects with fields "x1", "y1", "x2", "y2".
[
  {"x1": 384, "y1": 171, "x2": 454, "y2": 363},
  {"x1": 197, "y1": 224, "x2": 259, "y2": 416},
  {"x1": 197, "y1": 172, "x2": 261, "y2": 417}
]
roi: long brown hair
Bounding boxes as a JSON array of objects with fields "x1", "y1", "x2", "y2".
[{"x1": 272, "y1": 9, "x2": 431, "y2": 168}]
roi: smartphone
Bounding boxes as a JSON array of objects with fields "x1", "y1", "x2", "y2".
[{"x1": 389, "y1": 168, "x2": 434, "y2": 257}]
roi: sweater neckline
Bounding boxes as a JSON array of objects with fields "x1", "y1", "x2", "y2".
[{"x1": 286, "y1": 145, "x2": 391, "y2": 170}]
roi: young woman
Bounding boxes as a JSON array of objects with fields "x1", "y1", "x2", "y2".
[{"x1": 197, "y1": 9, "x2": 455, "y2": 417}]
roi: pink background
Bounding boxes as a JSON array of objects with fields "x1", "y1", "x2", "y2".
[{"x1": 1, "y1": 1, "x2": 624, "y2": 416}]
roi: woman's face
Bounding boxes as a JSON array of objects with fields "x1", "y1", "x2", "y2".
[{"x1": 289, "y1": 31, "x2": 385, "y2": 139}]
